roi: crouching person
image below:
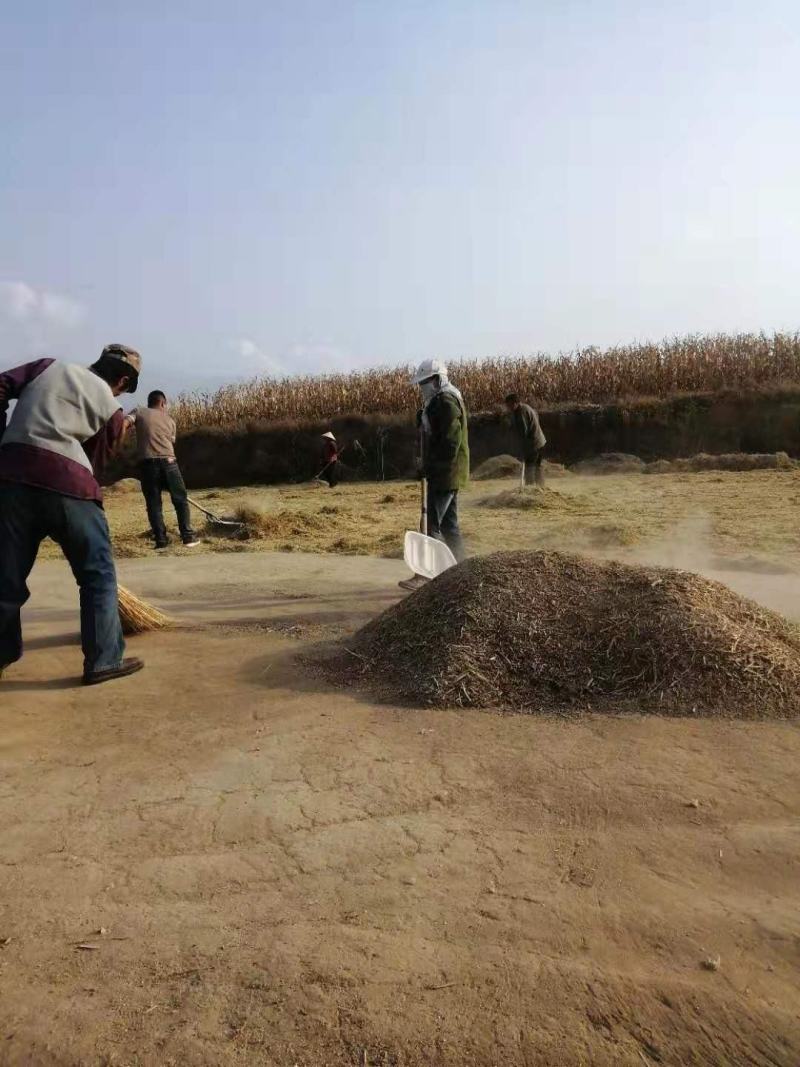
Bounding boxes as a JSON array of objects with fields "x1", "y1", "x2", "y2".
[
  {"x1": 412, "y1": 358, "x2": 469, "y2": 561},
  {"x1": 0, "y1": 345, "x2": 145, "y2": 684}
]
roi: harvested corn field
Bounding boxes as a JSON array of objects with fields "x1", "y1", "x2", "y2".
[
  {"x1": 172, "y1": 331, "x2": 800, "y2": 430},
  {"x1": 346, "y1": 551, "x2": 800, "y2": 717}
]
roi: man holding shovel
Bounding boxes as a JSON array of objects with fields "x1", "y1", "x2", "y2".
[
  {"x1": 0, "y1": 345, "x2": 145, "y2": 684},
  {"x1": 410, "y1": 358, "x2": 469, "y2": 563}
]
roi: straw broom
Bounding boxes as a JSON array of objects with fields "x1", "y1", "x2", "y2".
[{"x1": 117, "y1": 585, "x2": 173, "y2": 636}]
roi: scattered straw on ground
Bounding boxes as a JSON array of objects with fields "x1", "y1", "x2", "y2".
[
  {"x1": 105, "y1": 477, "x2": 141, "y2": 494},
  {"x1": 229, "y1": 504, "x2": 327, "y2": 539},
  {"x1": 542, "y1": 460, "x2": 571, "y2": 478},
  {"x1": 345, "y1": 550, "x2": 800, "y2": 718},
  {"x1": 478, "y1": 487, "x2": 578, "y2": 511}
]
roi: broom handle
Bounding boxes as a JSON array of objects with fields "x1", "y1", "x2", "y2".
[{"x1": 520, "y1": 461, "x2": 526, "y2": 490}]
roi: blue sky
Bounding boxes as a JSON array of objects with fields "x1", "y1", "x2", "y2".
[{"x1": 1, "y1": 0, "x2": 799, "y2": 399}]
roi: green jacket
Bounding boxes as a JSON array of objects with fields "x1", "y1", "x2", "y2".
[{"x1": 423, "y1": 391, "x2": 469, "y2": 492}]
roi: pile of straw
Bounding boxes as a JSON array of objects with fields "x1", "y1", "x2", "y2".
[
  {"x1": 572, "y1": 453, "x2": 645, "y2": 476},
  {"x1": 228, "y1": 504, "x2": 325, "y2": 540},
  {"x1": 345, "y1": 551, "x2": 800, "y2": 718},
  {"x1": 472, "y1": 454, "x2": 522, "y2": 480},
  {"x1": 478, "y1": 487, "x2": 577, "y2": 511},
  {"x1": 644, "y1": 452, "x2": 798, "y2": 475}
]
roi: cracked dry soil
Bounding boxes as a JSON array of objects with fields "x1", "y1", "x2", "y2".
[{"x1": 0, "y1": 554, "x2": 799, "y2": 1066}]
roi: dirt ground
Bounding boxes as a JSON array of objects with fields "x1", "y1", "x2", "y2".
[{"x1": 4, "y1": 474, "x2": 800, "y2": 1065}]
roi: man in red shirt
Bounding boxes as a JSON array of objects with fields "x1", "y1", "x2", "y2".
[
  {"x1": 320, "y1": 431, "x2": 340, "y2": 487},
  {"x1": 0, "y1": 344, "x2": 145, "y2": 685}
]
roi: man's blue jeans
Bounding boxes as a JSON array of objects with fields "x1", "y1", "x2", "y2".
[
  {"x1": 427, "y1": 488, "x2": 466, "y2": 562},
  {"x1": 0, "y1": 484, "x2": 125, "y2": 674}
]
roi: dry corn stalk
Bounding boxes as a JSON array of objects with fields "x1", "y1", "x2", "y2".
[{"x1": 170, "y1": 331, "x2": 800, "y2": 431}]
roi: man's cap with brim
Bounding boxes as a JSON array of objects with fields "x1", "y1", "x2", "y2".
[{"x1": 102, "y1": 343, "x2": 141, "y2": 392}]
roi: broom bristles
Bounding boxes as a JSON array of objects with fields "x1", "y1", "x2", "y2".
[{"x1": 117, "y1": 585, "x2": 173, "y2": 635}]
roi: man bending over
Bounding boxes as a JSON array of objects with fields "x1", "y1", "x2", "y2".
[
  {"x1": 505, "y1": 392, "x2": 546, "y2": 486},
  {"x1": 0, "y1": 345, "x2": 145, "y2": 685}
]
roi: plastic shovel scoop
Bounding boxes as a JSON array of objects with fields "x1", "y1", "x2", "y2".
[{"x1": 403, "y1": 530, "x2": 457, "y2": 580}]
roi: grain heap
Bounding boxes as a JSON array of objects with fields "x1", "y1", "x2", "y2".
[
  {"x1": 572, "y1": 453, "x2": 645, "y2": 475},
  {"x1": 473, "y1": 454, "x2": 571, "y2": 480},
  {"x1": 349, "y1": 551, "x2": 800, "y2": 718},
  {"x1": 472, "y1": 454, "x2": 522, "y2": 479}
]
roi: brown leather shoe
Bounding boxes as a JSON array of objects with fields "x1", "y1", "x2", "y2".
[{"x1": 82, "y1": 657, "x2": 144, "y2": 686}]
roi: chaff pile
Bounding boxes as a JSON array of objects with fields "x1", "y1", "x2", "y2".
[
  {"x1": 348, "y1": 551, "x2": 800, "y2": 717},
  {"x1": 644, "y1": 451, "x2": 798, "y2": 475},
  {"x1": 478, "y1": 487, "x2": 577, "y2": 511}
]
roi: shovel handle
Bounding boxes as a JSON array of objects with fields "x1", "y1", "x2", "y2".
[
  {"x1": 420, "y1": 478, "x2": 428, "y2": 536},
  {"x1": 187, "y1": 495, "x2": 223, "y2": 522}
]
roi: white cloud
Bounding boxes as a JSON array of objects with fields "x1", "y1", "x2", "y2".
[
  {"x1": 0, "y1": 281, "x2": 38, "y2": 319},
  {"x1": 39, "y1": 291, "x2": 86, "y2": 328},
  {"x1": 229, "y1": 337, "x2": 285, "y2": 378},
  {"x1": 0, "y1": 280, "x2": 86, "y2": 328}
]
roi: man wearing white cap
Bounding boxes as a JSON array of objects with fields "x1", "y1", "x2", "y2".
[{"x1": 409, "y1": 358, "x2": 469, "y2": 562}]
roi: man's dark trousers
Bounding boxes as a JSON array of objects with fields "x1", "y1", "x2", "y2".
[
  {"x1": 523, "y1": 447, "x2": 545, "y2": 486},
  {"x1": 140, "y1": 459, "x2": 194, "y2": 546},
  {"x1": 0, "y1": 484, "x2": 125, "y2": 673}
]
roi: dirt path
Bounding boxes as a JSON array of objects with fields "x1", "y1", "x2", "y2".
[{"x1": 1, "y1": 555, "x2": 799, "y2": 1065}]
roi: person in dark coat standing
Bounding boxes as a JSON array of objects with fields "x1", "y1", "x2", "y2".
[
  {"x1": 413, "y1": 358, "x2": 469, "y2": 561},
  {"x1": 505, "y1": 393, "x2": 546, "y2": 486}
]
